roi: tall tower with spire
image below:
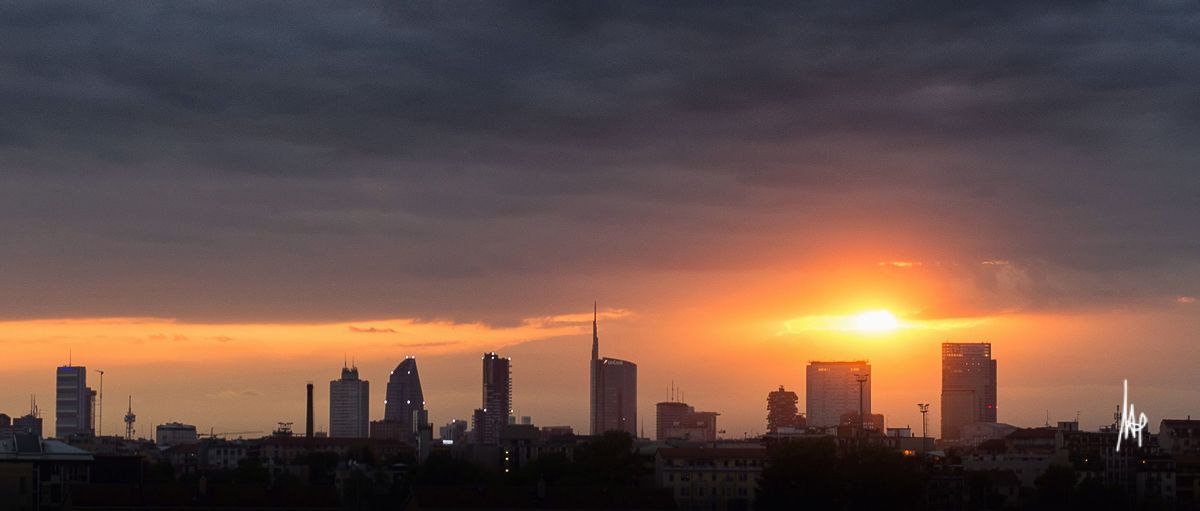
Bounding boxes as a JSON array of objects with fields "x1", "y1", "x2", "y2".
[
  {"x1": 589, "y1": 303, "x2": 637, "y2": 437},
  {"x1": 590, "y1": 302, "x2": 599, "y2": 435}
]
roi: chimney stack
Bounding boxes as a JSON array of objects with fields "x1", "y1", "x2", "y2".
[{"x1": 305, "y1": 382, "x2": 314, "y2": 438}]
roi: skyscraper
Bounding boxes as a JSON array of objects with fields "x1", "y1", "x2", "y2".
[
  {"x1": 472, "y1": 352, "x2": 511, "y2": 444},
  {"x1": 805, "y1": 361, "x2": 870, "y2": 429},
  {"x1": 384, "y1": 356, "x2": 425, "y2": 440},
  {"x1": 941, "y1": 342, "x2": 997, "y2": 440},
  {"x1": 767, "y1": 385, "x2": 803, "y2": 433},
  {"x1": 590, "y1": 304, "x2": 638, "y2": 436},
  {"x1": 329, "y1": 363, "x2": 369, "y2": 438},
  {"x1": 55, "y1": 365, "x2": 95, "y2": 438}
]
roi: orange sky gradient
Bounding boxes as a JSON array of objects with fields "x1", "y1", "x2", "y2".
[{"x1": 3, "y1": 260, "x2": 1197, "y2": 440}]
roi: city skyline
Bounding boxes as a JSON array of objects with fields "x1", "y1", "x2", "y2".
[
  {"x1": 3, "y1": 1, "x2": 1200, "y2": 448},
  {"x1": 11, "y1": 327, "x2": 1181, "y2": 443}
]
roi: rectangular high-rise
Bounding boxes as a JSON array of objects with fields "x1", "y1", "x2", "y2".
[
  {"x1": 941, "y1": 342, "x2": 997, "y2": 440},
  {"x1": 473, "y1": 352, "x2": 511, "y2": 444},
  {"x1": 595, "y1": 359, "x2": 637, "y2": 436},
  {"x1": 55, "y1": 365, "x2": 95, "y2": 438},
  {"x1": 805, "y1": 361, "x2": 870, "y2": 429},
  {"x1": 329, "y1": 365, "x2": 370, "y2": 438}
]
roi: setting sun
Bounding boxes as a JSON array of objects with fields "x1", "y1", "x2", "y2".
[{"x1": 853, "y1": 310, "x2": 900, "y2": 333}]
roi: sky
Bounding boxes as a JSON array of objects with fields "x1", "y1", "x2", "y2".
[{"x1": 1, "y1": 1, "x2": 1199, "y2": 439}]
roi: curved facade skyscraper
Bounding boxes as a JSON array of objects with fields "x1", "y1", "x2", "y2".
[{"x1": 384, "y1": 356, "x2": 425, "y2": 437}]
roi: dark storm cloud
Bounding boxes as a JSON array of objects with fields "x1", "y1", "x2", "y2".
[{"x1": 1, "y1": 1, "x2": 1197, "y2": 321}]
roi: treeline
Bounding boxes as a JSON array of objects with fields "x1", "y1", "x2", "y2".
[{"x1": 417, "y1": 431, "x2": 644, "y2": 487}]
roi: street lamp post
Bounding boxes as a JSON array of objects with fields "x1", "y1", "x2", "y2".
[
  {"x1": 918, "y1": 403, "x2": 930, "y2": 449},
  {"x1": 95, "y1": 369, "x2": 105, "y2": 437},
  {"x1": 855, "y1": 373, "x2": 870, "y2": 443}
]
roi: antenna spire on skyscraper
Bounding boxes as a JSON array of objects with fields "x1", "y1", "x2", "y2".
[{"x1": 591, "y1": 302, "x2": 599, "y2": 362}]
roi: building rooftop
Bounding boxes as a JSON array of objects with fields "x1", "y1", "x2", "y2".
[{"x1": 0, "y1": 433, "x2": 94, "y2": 461}]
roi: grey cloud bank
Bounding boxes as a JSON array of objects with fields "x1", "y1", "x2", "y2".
[{"x1": 1, "y1": 1, "x2": 1197, "y2": 321}]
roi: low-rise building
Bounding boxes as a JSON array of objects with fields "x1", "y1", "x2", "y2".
[
  {"x1": 1160, "y1": 420, "x2": 1200, "y2": 456},
  {"x1": 656, "y1": 447, "x2": 766, "y2": 511},
  {"x1": 200, "y1": 439, "x2": 248, "y2": 470},
  {"x1": 0, "y1": 433, "x2": 93, "y2": 510},
  {"x1": 156, "y1": 422, "x2": 199, "y2": 449}
]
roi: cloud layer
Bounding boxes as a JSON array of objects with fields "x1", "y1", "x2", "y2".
[{"x1": 1, "y1": 1, "x2": 1197, "y2": 322}]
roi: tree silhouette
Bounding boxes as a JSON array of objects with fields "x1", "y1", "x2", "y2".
[{"x1": 759, "y1": 438, "x2": 926, "y2": 511}]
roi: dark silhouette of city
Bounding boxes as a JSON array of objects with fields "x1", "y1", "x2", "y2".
[{"x1": 3, "y1": 2, "x2": 1199, "y2": 510}]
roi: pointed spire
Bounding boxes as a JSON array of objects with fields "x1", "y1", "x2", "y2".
[{"x1": 591, "y1": 301, "x2": 599, "y2": 362}]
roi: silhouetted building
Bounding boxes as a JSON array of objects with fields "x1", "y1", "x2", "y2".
[
  {"x1": 440, "y1": 419, "x2": 468, "y2": 443},
  {"x1": 839, "y1": 412, "x2": 885, "y2": 432},
  {"x1": 13, "y1": 414, "x2": 42, "y2": 437},
  {"x1": 941, "y1": 342, "x2": 997, "y2": 440},
  {"x1": 540, "y1": 425, "x2": 574, "y2": 440},
  {"x1": 656, "y1": 401, "x2": 720, "y2": 442},
  {"x1": 55, "y1": 365, "x2": 95, "y2": 438},
  {"x1": 766, "y1": 385, "x2": 804, "y2": 433},
  {"x1": 155, "y1": 422, "x2": 198, "y2": 448},
  {"x1": 1160, "y1": 419, "x2": 1200, "y2": 456},
  {"x1": 656, "y1": 402, "x2": 690, "y2": 441},
  {"x1": 596, "y1": 359, "x2": 638, "y2": 436},
  {"x1": 657, "y1": 447, "x2": 766, "y2": 510},
  {"x1": 384, "y1": 356, "x2": 424, "y2": 440},
  {"x1": 370, "y1": 419, "x2": 406, "y2": 441},
  {"x1": 329, "y1": 364, "x2": 369, "y2": 438},
  {"x1": 806, "y1": 361, "x2": 870, "y2": 429},
  {"x1": 414, "y1": 409, "x2": 433, "y2": 462},
  {"x1": 0, "y1": 433, "x2": 93, "y2": 509},
  {"x1": 473, "y1": 353, "x2": 511, "y2": 444},
  {"x1": 590, "y1": 304, "x2": 637, "y2": 436},
  {"x1": 5, "y1": 399, "x2": 44, "y2": 437}
]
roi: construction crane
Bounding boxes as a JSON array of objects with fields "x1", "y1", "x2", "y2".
[{"x1": 198, "y1": 427, "x2": 264, "y2": 439}]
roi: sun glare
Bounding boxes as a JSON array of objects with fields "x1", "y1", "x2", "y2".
[{"x1": 853, "y1": 310, "x2": 900, "y2": 333}]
